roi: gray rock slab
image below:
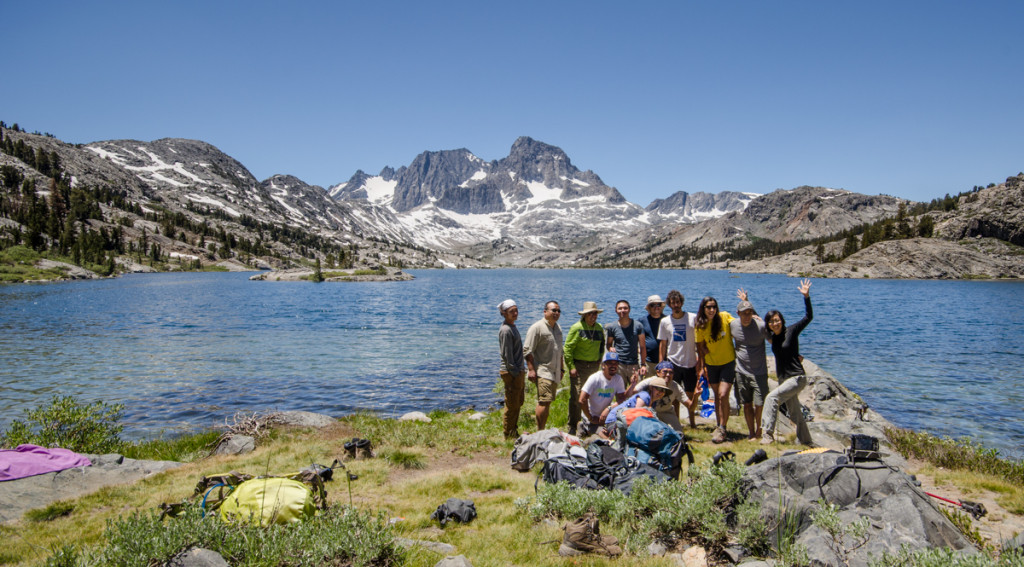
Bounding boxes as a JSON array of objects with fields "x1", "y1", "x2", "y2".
[
  {"x1": 0, "y1": 454, "x2": 182, "y2": 523},
  {"x1": 396, "y1": 537, "x2": 456, "y2": 555},
  {"x1": 212, "y1": 434, "x2": 255, "y2": 456},
  {"x1": 435, "y1": 556, "x2": 473, "y2": 567},
  {"x1": 272, "y1": 410, "x2": 337, "y2": 428},
  {"x1": 741, "y1": 451, "x2": 976, "y2": 567},
  {"x1": 167, "y1": 548, "x2": 229, "y2": 567}
]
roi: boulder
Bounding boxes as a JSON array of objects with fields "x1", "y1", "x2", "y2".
[
  {"x1": 167, "y1": 548, "x2": 229, "y2": 567},
  {"x1": 212, "y1": 435, "x2": 255, "y2": 456},
  {"x1": 740, "y1": 451, "x2": 976, "y2": 566}
]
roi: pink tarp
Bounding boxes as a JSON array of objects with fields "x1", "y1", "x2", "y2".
[{"x1": 0, "y1": 444, "x2": 92, "y2": 482}]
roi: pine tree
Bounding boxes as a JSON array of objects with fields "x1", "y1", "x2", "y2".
[
  {"x1": 311, "y1": 258, "x2": 324, "y2": 283},
  {"x1": 842, "y1": 234, "x2": 860, "y2": 258}
]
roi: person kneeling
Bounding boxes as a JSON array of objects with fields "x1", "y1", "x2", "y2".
[{"x1": 578, "y1": 352, "x2": 630, "y2": 438}]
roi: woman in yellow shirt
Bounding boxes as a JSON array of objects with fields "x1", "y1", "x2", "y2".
[{"x1": 695, "y1": 296, "x2": 736, "y2": 444}]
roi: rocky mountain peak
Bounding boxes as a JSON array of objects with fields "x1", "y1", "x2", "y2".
[{"x1": 390, "y1": 148, "x2": 486, "y2": 212}]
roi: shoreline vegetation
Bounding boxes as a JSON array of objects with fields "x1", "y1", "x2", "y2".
[{"x1": 2, "y1": 363, "x2": 1022, "y2": 566}]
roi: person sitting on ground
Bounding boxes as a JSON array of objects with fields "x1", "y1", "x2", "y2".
[
  {"x1": 577, "y1": 351, "x2": 628, "y2": 438},
  {"x1": 731, "y1": 289, "x2": 769, "y2": 440},
  {"x1": 601, "y1": 375, "x2": 674, "y2": 439},
  {"x1": 635, "y1": 361, "x2": 701, "y2": 432},
  {"x1": 761, "y1": 279, "x2": 814, "y2": 446},
  {"x1": 696, "y1": 296, "x2": 737, "y2": 444}
]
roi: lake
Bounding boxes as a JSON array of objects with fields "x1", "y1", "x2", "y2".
[{"x1": 1, "y1": 269, "x2": 1021, "y2": 459}]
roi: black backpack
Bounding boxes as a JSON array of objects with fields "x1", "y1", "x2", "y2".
[{"x1": 540, "y1": 454, "x2": 601, "y2": 490}]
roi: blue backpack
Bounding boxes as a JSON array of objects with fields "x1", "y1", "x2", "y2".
[{"x1": 624, "y1": 416, "x2": 692, "y2": 479}]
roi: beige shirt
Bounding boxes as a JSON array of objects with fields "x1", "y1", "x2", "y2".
[{"x1": 524, "y1": 318, "x2": 564, "y2": 384}]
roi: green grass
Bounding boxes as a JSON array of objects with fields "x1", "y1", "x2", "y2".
[
  {"x1": 120, "y1": 429, "x2": 223, "y2": 462},
  {"x1": 24, "y1": 501, "x2": 75, "y2": 523},
  {"x1": 6, "y1": 392, "x2": 1024, "y2": 567},
  {"x1": 885, "y1": 427, "x2": 1024, "y2": 486}
]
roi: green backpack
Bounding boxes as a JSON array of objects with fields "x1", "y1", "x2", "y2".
[
  {"x1": 161, "y1": 464, "x2": 334, "y2": 526},
  {"x1": 218, "y1": 477, "x2": 317, "y2": 526}
]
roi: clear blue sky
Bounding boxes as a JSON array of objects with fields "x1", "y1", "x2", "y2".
[{"x1": 3, "y1": 1, "x2": 1022, "y2": 205}]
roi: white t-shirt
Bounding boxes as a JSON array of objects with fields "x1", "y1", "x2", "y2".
[
  {"x1": 658, "y1": 312, "x2": 697, "y2": 368},
  {"x1": 581, "y1": 370, "x2": 625, "y2": 417}
]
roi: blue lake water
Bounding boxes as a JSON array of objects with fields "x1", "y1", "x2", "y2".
[{"x1": 0, "y1": 269, "x2": 1022, "y2": 459}]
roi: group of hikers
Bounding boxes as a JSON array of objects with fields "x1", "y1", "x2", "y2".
[{"x1": 497, "y1": 279, "x2": 815, "y2": 447}]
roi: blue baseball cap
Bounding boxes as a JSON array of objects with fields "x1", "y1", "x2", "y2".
[{"x1": 602, "y1": 352, "x2": 619, "y2": 363}]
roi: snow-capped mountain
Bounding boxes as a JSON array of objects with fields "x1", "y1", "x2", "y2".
[
  {"x1": 329, "y1": 137, "x2": 750, "y2": 258},
  {"x1": 645, "y1": 190, "x2": 759, "y2": 223}
]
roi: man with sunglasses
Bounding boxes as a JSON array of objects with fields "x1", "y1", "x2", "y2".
[{"x1": 524, "y1": 301, "x2": 564, "y2": 430}]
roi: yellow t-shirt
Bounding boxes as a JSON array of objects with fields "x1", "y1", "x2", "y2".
[{"x1": 696, "y1": 312, "x2": 736, "y2": 366}]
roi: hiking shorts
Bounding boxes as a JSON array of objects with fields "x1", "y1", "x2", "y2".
[
  {"x1": 734, "y1": 372, "x2": 769, "y2": 406},
  {"x1": 672, "y1": 364, "x2": 698, "y2": 392},
  {"x1": 706, "y1": 360, "x2": 736, "y2": 385},
  {"x1": 537, "y1": 377, "x2": 558, "y2": 404}
]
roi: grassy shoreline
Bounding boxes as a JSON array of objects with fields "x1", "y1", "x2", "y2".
[{"x1": 2, "y1": 387, "x2": 1023, "y2": 566}]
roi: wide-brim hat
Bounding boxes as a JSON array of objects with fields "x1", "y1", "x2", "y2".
[
  {"x1": 646, "y1": 295, "x2": 664, "y2": 306},
  {"x1": 578, "y1": 301, "x2": 603, "y2": 315},
  {"x1": 649, "y1": 376, "x2": 672, "y2": 391}
]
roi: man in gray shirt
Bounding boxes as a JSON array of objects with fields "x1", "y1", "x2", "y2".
[
  {"x1": 498, "y1": 299, "x2": 525, "y2": 439},
  {"x1": 730, "y1": 289, "x2": 768, "y2": 440},
  {"x1": 524, "y1": 300, "x2": 564, "y2": 430}
]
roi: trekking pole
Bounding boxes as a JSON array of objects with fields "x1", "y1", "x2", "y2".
[{"x1": 924, "y1": 491, "x2": 987, "y2": 519}]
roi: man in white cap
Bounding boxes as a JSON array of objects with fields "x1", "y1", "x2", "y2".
[
  {"x1": 639, "y1": 295, "x2": 666, "y2": 376},
  {"x1": 524, "y1": 300, "x2": 564, "y2": 430},
  {"x1": 497, "y1": 299, "x2": 525, "y2": 439}
]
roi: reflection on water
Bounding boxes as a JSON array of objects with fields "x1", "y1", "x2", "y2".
[{"x1": 1, "y1": 270, "x2": 1022, "y2": 459}]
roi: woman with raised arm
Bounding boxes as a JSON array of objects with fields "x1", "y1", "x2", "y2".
[
  {"x1": 695, "y1": 296, "x2": 736, "y2": 444},
  {"x1": 760, "y1": 279, "x2": 814, "y2": 446}
]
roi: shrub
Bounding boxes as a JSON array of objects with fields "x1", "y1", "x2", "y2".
[
  {"x1": 85, "y1": 503, "x2": 405, "y2": 567},
  {"x1": 1, "y1": 395, "x2": 126, "y2": 453},
  {"x1": 1, "y1": 245, "x2": 39, "y2": 264}
]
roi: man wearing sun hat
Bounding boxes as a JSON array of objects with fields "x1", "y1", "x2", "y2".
[
  {"x1": 634, "y1": 360, "x2": 699, "y2": 432},
  {"x1": 563, "y1": 301, "x2": 606, "y2": 434}
]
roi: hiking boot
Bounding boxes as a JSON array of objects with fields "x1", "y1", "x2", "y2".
[
  {"x1": 559, "y1": 513, "x2": 622, "y2": 557},
  {"x1": 582, "y1": 511, "x2": 619, "y2": 546},
  {"x1": 343, "y1": 438, "x2": 358, "y2": 459},
  {"x1": 354, "y1": 438, "x2": 374, "y2": 459},
  {"x1": 712, "y1": 426, "x2": 727, "y2": 444},
  {"x1": 760, "y1": 432, "x2": 775, "y2": 445}
]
